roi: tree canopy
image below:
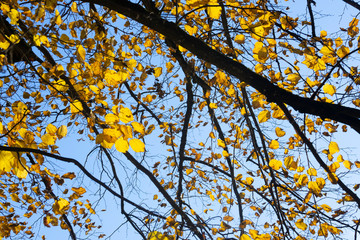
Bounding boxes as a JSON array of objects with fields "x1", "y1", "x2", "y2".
[{"x1": 1, "y1": 0, "x2": 360, "y2": 239}]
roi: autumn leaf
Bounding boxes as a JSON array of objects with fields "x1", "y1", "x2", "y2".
[
  {"x1": 207, "y1": 0, "x2": 221, "y2": 19},
  {"x1": 115, "y1": 137, "x2": 129, "y2": 153},
  {"x1": 119, "y1": 107, "x2": 134, "y2": 123},
  {"x1": 223, "y1": 215, "x2": 234, "y2": 222},
  {"x1": 258, "y1": 110, "x2": 270, "y2": 123},
  {"x1": 275, "y1": 127, "x2": 286, "y2": 137},
  {"x1": 295, "y1": 219, "x2": 308, "y2": 230},
  {"x1": 53, "y1": 198, "x2": 70, "y2": 215},
  {"x1": 269, "y1": 159, "x2": 282, "y2": 170},
  {"x1": 323, "y1": 84, "x2": 336, "y2": 96},
  {"x1": 76, "y1": 45, "x2": 86, "y2": 62},
  {"x1": 269, "y1": 140, "x2": 279, "y2": 149},
  {"x1": 129, "y1": 139, "x2": 145, "y2": 152},
  {"x1": 329, "y1": 141, "x2": 340, "y2": 155}
]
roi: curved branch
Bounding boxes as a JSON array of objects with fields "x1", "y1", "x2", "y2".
[{"x1": 85, "y1": 0, "x2": 360, "y2": 133}]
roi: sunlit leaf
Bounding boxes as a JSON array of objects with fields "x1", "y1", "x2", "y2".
[
  {"x1": 119, "y1": 107, "x2": 134, "y2": 123},
  {"x1": 329, "y1": 141, "x2": 340, "y2": 155},
  {"x1": 129, "y1": 139, "x2": 145, "y2": 152},
  {"x1": 115, "y1": 137, "x2": 129, "y2": 153},
  {"x1": 295, "y1": 219, "x2": 307, "y2": 231},
  {"x1": 258, "y1": 110, "x2": 270, "y2": 123},
  {"x1": 269, "y1": 159, "x2": 282, "y2": 170}
]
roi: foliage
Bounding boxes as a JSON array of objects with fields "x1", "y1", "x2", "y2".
[{"x1": 0, "y1": 0, "x2": 360, "y2": 239}]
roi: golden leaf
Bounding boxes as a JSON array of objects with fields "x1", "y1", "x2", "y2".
[
  {"x1": 115, "y1": 137, "x2": 129, "y2": 153},
  {"x1": 337, "y1": 45, "x2": 349, "y2": 58},
  {"x1": 154, "y1": 67, "x2": 162, "y2": 77},
  {"x1": 269, "y1": 159, "x2": 282, "y2": 170},
  {"x1": 295, "y1": 219, "x2": 307, "y2": 231},
  {"x1": 76, "y1": 45, "x2": 86, "y2": 62},
  {"x1": 207, "y1": 0, "x2": 221, "y2": 19},
  {"x1": 343, "y1": 160, "x2": 352, "y2": 170},
  {"x1": 119, "y1": 107, "x2": 134, "y2": 123},
  {"x1": 53, "y1": 198, "x2": 70, "y2": 215},
  {"x1": 258, "y1": 110, "x2": 270, "y2": 123},
  {"x1": 71, "y1": 187, "x2": 86, "y2": 195},
  {"x1": 269, "y1": 140, "x2": 279, "y2": 149},
  {"x1": 275, "y1": 127, "x2": 286, "y2": 137},
  {"x1": 307, "y1": 168, "x2": 317, "y2": 176},
  {"x1": 209, "y1": 102, "x2": 218, "y2": 109},
  {"x1": 62, "y1": 172, "x2": 76, "y2": 179},
  {"x1": 105, "y1": 113, "x2": 119, "y2": 125},
  {"x1": 9, "y1": 9, "x2": 20, "y2": 25},
  {"x1": 287, "y1": 73, "x2": 301, "y2": 83},
  {"x1": 129, "y1": 139, "x2": 145, "y2": 152},
  {"x1": 57, "y1": 125, "x2": 67, "y2": 139},
  {"x1": 240, "y1": 234, "x2": 251, "y2": 240},
  {"x1": 217, "y1": 139, "x2": 226, "y2": 148},
  {"x1": 70, "y1": 100, "x2": 83, "y2": 113},
  {"x1": 329, "y1": 141, "x2": 340, "y2": 155},
  {"x1": 131, "y1": 122, "x2": 145, "y2": 135},
  {"x1": 235, "y1": 34, "x2": 245, "y2": 44},
  {"x1": 323, "y1": 84, "x2": 336, "y2": 96}
]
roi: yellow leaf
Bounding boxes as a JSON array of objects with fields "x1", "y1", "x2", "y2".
[
  {"x1": 234, "y1": 34, "x2": 245, "y2": 44},
  {"x1": 186, "y1": 168, "x2": 193, "y2": 175},
  {"x1": 240, "y1": 234, "x2": 251, "y2": 240},
  {"x1": 115, "y1": 137, "x2": 129, "y2": 153},
  {"x1": 120, "y1": 125, "x2": 133, "y2": 139},
  {"x1": 184, "y1": 25, "x2": 198, "y2": 36},
  {"x1": 335, "y1": 37, "x2": 343, "y2": 48},
  {"x1": 0, "y1": 151, "x2": 15, "y2": 172},
  {"x1": 254, "y1": 63, "x2": 265, "y2": 73},
  {"x1": 269, "y1": 159, "x2": 282, "y2": 170},
  {"x1": 320, "y1": 45, "x2": 334, "y2": 56},
  {"x1": 207, "y1": 0, "x2": 221, "y2": 19},
  {"x1": 62, "y1": 172, "x2": 76, "y2": 179},
  {"x1": 209, "y1": 102, "x2": 218, "y2": 109},
  {"x1": 287, "y1": 73, "x2": 301, "y2": 83},
  {"x1": 131, "y1": 122, "x2": 145, "y2": 135},
  {"x1": 323, "y1": 84, "x2": 336, "y2": 96},
  {"x1": 295, "y1": 219, "x2": 307, "y2": 231},
  {"x1": 275, "y1": 127, "x2": 286, "y2": 137},
  {"x1": 9, "y1": 9, "x2": 20, "y2": 25},
  {"x1": 343, "y1": 160, "x2": 352, "y2": 170},
  {"x1": 76, "y1": 45, "x2": 86, "y2": 62},
  {"x1": 217, "y1": 139, "x2": 226, "y2": 148},
  {"x1": 154, "y1": 67, "x2": 162, "y2": 77},
  {"x1": 223, "y1": 215, "x2": 234, "y2": 221},
  {"x1": 41, "y1": 133, "x2": 56, "y2": 146},
  {"x1": 71, "y1": 187, "x2": 86, "y2": 195},
  {"x1": 308, "y1": 181, "x2": 321, "y2": 195},
  {"x1": 129, "y1": 139, "x2": 145, "y2": 152},
  {"x1": 337, "y1": 45, "x2": 349, "y2": 58},
  {"x1": 54, "y1": 9, "x2": 62, "y2": 25},
  {"x1": 329, "y1": 141, "x2": 339, "y2": 155},
  {"x1": 96, "y1": 133, "x2": 115, "y2": 149},
  {"x1": 119, "y1": 107, "x2": 134, "y2": 123},
  {"x1": 258, "y1": 110, "x2": 270, "y2": 123},
  {"x1": 321, "y1": 204, "x2": 332, "y2": 212},
  {"x1": 269, "y1": 140, "x2": 279, "y2": 149},
  {"x1": 46, "y1": 123, "x2": 57, "y2": 134},
  {"x1": 246, "y1": 177, "x2": 254, "y2": 185},
  {"x1": 284, "y1": 156, "x2": 297, "y2": 171},
  {"x1": 70, "y1": 100, "x2": 83, "y2": 113},
  {"x1": 307, "y1": 168, "x2": 317, "y2": 176},
  {"x1": 40, "y1": 35, "x2": 50, "y2": 47},
  {"x1": 105, "y1": 113, "x2": 119, "y2": 125},
  {"x1": 53, "y1": 198, "x2": 70, "y2": 215},
  {"x1": 57, "y1": 125, "x2": 67, "y2": 139}
]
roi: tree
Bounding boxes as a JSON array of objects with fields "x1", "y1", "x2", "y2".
[{"x1": 1, "y1": 0, "x2": 360, "y2": 239}]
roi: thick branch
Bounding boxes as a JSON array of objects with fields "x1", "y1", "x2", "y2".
[{"x1": 85, "y1": 0, "x2": 360, "y2": 133}]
